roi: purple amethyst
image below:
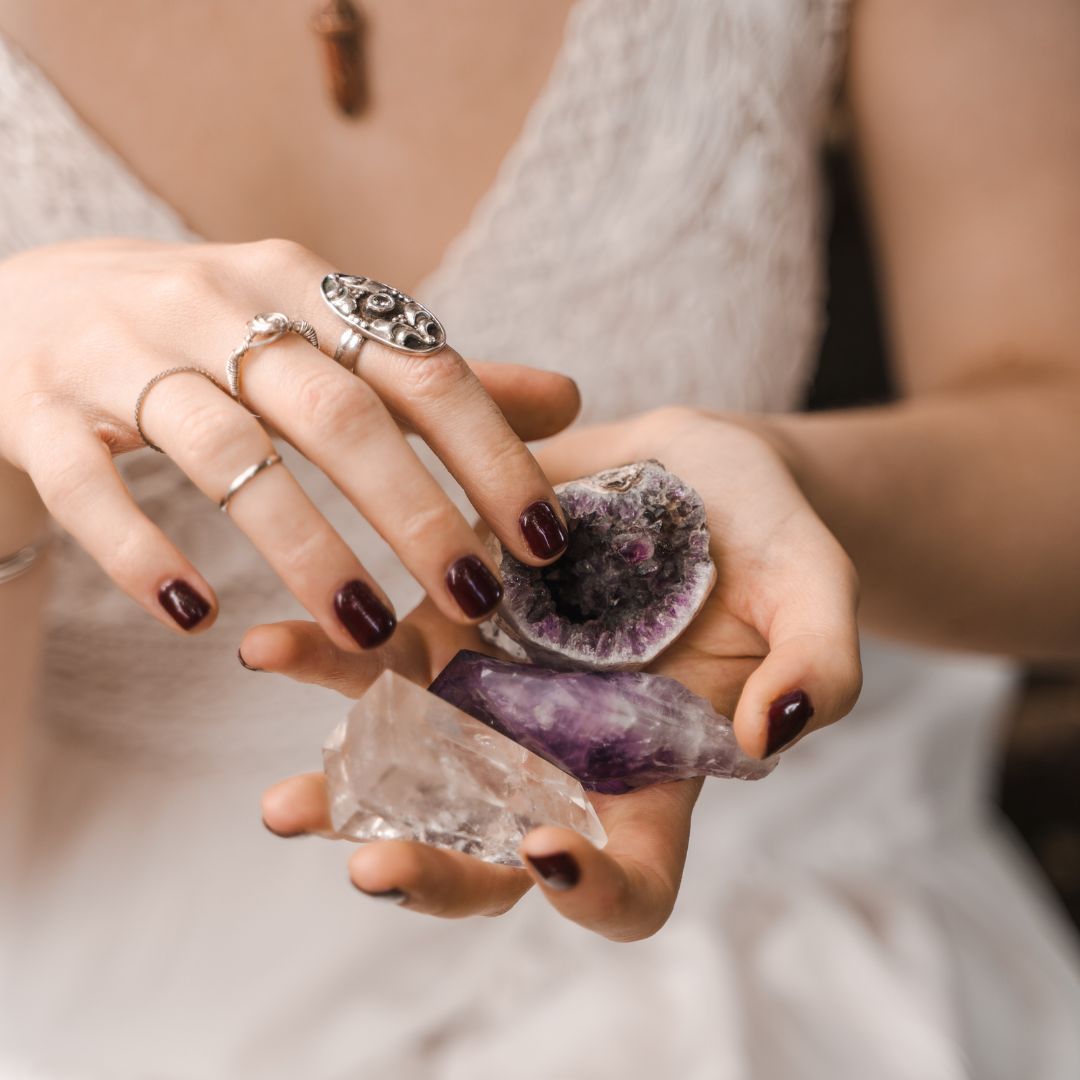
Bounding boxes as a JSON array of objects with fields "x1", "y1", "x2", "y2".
[
  {"x1": 429, "y1": 651, "x2": 775, "y2": 794},
  {"x1": 487, "y1": 461, "x2": 716, "y2": 671}
]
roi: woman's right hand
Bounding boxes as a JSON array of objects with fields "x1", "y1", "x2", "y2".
[{"x1": 0, "y1": 237, "x2": 579, "y2": 647}]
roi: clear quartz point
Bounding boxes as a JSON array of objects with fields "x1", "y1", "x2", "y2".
[{"x1": 323, "y1": 670, "x2": 606, "y2": 866}]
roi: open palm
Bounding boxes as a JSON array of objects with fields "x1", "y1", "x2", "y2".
[{"x1": 252, "y1": 407, "x2": 861, "y2": 940}]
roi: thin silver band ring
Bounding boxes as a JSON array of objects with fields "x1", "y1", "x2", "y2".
[
  {"x1": 219, "y1": 453, "x2": 283, "y2": 513},
  {"x1": 333, "y1": 328, "x2": 365, "y2": 373},
  {"x1": 135, "y1": 366, "x2": 228, "y2": 453}
]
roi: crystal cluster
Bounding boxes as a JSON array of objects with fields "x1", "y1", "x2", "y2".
[
  {"x1": 323, "y1": 670, "x2": 606, "y2": 865},
  {"x1": 430, "y1": 651, "x2": 775, "y2": 794},
  {"x1": 487, "y1": 461, "x2": 716, "y2": 671}
]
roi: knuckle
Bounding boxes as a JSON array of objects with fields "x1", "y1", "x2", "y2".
[
  {"x1": 244, "y1": 237, "x2": 312, "y2": 271},
  {"x1": 397, "y1": 502, "x2": 462, "y2": 549},
  {"x1": 274, "y1": 523, "x2": 333, "y2": 580},
  {"x1": 400, "y1": 349, "x2": 470, "y2": 403},
  {"x1": 181, "y1": 400, "x2": 256, "y2": 466},
  {"x1": 149, "y1": 256, "x2": 218, "y2": 310},
  {"x1": 295, "y1": 369, "x2": 381, "y2": 436}
]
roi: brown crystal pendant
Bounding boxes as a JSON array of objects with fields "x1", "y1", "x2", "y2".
[{"x1": 311, "y1": 0, "x2": 366, "y2": 117}]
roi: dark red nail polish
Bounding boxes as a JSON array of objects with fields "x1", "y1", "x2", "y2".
[
  {"x1": 526, "y1": 851, "x2": 580, "y2": 891},
  {"x1": 446, "y1": 555, "x2": 503, "y2": 618},
  {"x1": 519, "y1": 500, "x2": 568, "y2": 560},
  {"x1": 765, "y1": 689, "x2": 814, "y2": 756},
  {"x1": 237, "y1": 648, "x2": 263, "y2": 672},
  {"x1": 334, "y1": 580, "x2": 396, "y2": 649},
  {"x1": 354, "y1": 886, "x2": 408, "y2": 905},
  {"x1": 158, "y1": 579, "x2": 211, "y2": 630}
]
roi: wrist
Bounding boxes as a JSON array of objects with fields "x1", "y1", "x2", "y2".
[{"x1": 709, "y1": 410, "x2": 811, "y2": 486}]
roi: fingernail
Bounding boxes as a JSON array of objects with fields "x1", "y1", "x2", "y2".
[
  {"x1": 526, "y1": 851, "x2": 580, "y2": 891},
  {"x1": 334, "y1": 580, "x2": 396, "y2": 649},
  {"x1": 237, "y1": 648, "x2": 263, "y2": 672},
  {"x1": 446, "y1": 555, "x2": 503, "y2": 618},
  {"x1": 519, "y1": 500, "x2": 568, "y2": 560},
  {"x1": 765, "y1": 689, "x2": 815, "y2": 756},
  {"x1": 262, "y1": 818, "x2": 304, "y2": 839},
  {"x1": 158, "y1": 579, "x2": 211, "y2": 630},
  {"x1": 354, "y1": 886, "x2": 407, "y2": 905}
]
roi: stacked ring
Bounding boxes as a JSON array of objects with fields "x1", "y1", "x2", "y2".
[
  {"x1": 226, "y1": 312, "x2": 319, "y2": 400},
  {"x1": 134, "y1": 366, "x2": 228, "y2": 453}
]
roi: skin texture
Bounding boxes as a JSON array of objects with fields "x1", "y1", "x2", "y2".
[{"x1": 4, "y1": 0, "x2": 1080, "y2": 939}]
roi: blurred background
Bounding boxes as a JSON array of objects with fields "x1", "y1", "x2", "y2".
[{"x1": 811, "y1": 142, "x2": 1080, "y2": 929}]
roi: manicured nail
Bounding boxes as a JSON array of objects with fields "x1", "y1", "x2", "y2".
[
  {"x1": 355, "y1": 886, "x2": 407, "y2": 905},
  {"x1": 519, "y1": 500, "x2": 568, "y2": 560},
  {"x1": 237, "y1": 648, "x2": 263, "y2": 672},
  {"x1": 446, "y1": 555, "x2": 503, "y2": 618},
  {"x1": 262, "y1": 818, "x2": 304, "y2": 839},
  {"x1": 526, "y1": 851, "x2": 580, "y2": 891},
  {"x1": 765, "y1": 689, "x2": 815, "y2": 756},
  {"x1": 158, "y1": 579, "x2": 211, "y2": 630},
  {"x1": 334, "y1": 580, "x2": 396, "y2": 649}
]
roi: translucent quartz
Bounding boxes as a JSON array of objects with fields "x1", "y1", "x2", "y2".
[{"x1": 323, "y1": 670, "x2": 606, "y2": 866}]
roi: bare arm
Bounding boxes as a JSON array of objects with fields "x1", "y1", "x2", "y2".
[{"x1": 762, "y1": 0, "x2": 1080, "y2": 658}]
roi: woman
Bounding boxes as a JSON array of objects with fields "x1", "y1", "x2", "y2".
[{"x1": 1, "y1": 0, "x2": 1079, "y2": 1076}]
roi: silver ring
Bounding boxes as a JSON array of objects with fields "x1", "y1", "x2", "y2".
[
  {"x1": 320, "y1": 274, "x2": 446, "y2": 356},
  {"x1": 226, "y1": 312, "x2": 319, "y2": 400},
  {"x1": 135, "y1": 366, "x2": 228, "y2": 453},
  {"x1": 0, "y1": 535, "x2": 51, "y2": 585},
  {"x1": 333, "y1": 329, "x2": 366, "y2": 373},
  {"x1": 219, "y1": 453, "x2": 283, "y2": 513}
]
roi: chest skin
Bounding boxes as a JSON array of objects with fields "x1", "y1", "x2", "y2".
[{"x1": 0, "y1": 0, "x2": 574, "y2": 292}]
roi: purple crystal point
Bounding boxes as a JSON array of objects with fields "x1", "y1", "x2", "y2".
[
  {"x1": 488, "y1": 461, "x2": 716, "y2": 671},
  {"x1": 430, "y1": 651, "x2": 775, "y2": 794}
]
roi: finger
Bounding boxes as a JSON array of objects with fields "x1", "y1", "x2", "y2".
[
  {"x1": 347, "y1": 840, "x2": 532, "y2": 918},
  {"x1": 238, "y1": 617, "x2": 433, "y2": 695},
  {"x1": 468, "y1": 362, "x2": 581, "y2": 442},
  {"x1": 261, "y1": 772, "x2": 333, "y2": 838},
  {"x1": 733, "y1": 544, "x2": 862, "y2": 760},
  {"x1": 24, "y1": 415, "x2": 218, "y2": 634},
  {"x1": 261, "y1": 774, "x2": 531, "y2": 915},
  {"x1": 352, "y1": 344, "x2": 571, "y2": 565},
  {"x1": 237, "y1": 343, "x2": 508, "y2": 625},
  {"x1": 520, "y1": 778, "x2": 702, "y2": 942},
  {"x1": 252, "y1": 247, "x2": 571, "y2": 564},
  {"x1": 138, "y1": 369, "x2": 397, "y2": 652}
]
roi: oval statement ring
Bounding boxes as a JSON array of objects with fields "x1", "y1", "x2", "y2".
[{"x1": 320, "y1": 274, "x2": 446, "y2": 356}]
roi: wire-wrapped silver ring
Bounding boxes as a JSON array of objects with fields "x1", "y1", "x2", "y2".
[
  {"x1": 226, "y1": 312, "x2": 319, "y2": 400},
  {"x1": 219, "y1": 453, "x2": 283, "y2": 513}
]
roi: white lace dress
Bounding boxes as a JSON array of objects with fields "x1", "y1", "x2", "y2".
[{"x1": 2, "y1": 2, "x2": 1079, "y2": 1078}]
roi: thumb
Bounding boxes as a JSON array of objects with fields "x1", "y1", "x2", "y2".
[
  {"x1": 733, "y1": 557, "x2": 862, "y2": 759},
  {"x1": 468, "y1": 361, "x2": 581, "y2": 442}
]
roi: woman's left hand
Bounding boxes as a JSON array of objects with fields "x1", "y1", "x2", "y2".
[{"x1": 252, "y1": 407, "x2": 862, "y2": 941}]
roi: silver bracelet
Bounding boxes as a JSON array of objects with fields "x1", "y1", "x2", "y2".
[{"x1": 0, "y1": 536, "x2": 51, "y2": 585}]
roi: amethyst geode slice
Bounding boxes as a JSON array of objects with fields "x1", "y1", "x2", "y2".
[
  {"x1": 430, "y1": 651, "x2": 775, "y2": 794},
  {"x1": 489, "y1": 461, "x2": 716, "y2": 671}
]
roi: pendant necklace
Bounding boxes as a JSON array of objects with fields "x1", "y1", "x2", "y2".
[{"x1": 311, "y1": 0, "x2": 366, "y2": 117}]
